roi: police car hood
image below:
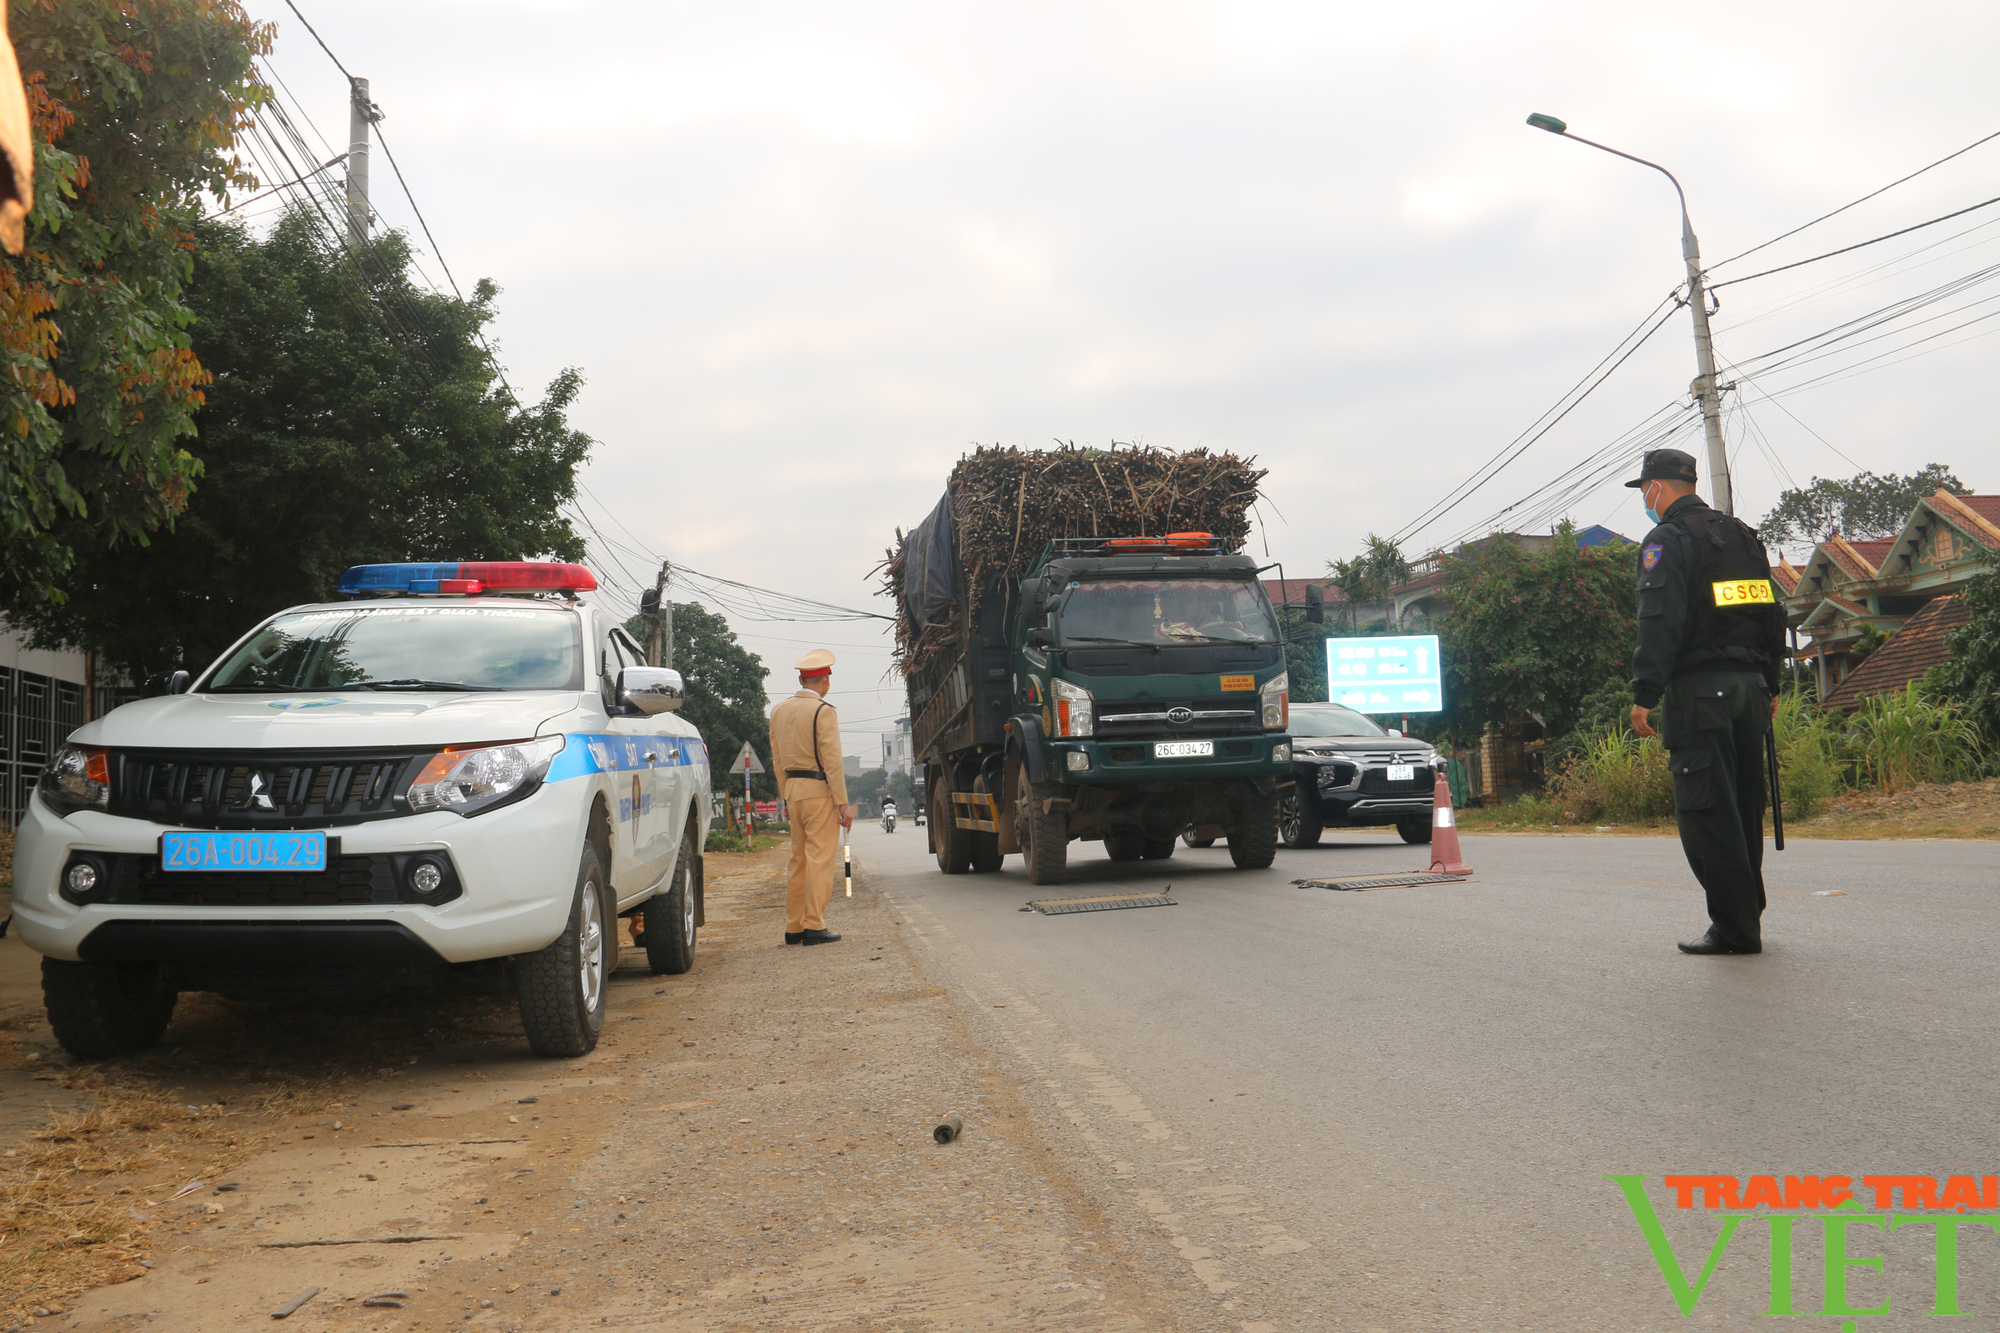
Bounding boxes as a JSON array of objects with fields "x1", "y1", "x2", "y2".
[{"x1": 73, "y1": 691, "x2": 583, "y2": 751}]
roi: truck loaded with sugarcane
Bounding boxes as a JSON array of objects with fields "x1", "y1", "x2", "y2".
[{"x1": 881, "y1": 445, "x2": 1296, "y2": 885}]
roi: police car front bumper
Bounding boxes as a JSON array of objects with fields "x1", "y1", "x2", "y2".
[{"x1": 10, "y1": 782, "x2": 585, "y2": 967}]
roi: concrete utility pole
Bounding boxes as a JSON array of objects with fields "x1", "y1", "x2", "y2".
[
  {"x1": 1526, "y1": 114, "x2": 1734, "y2": 515},
  {"x1": 345, "y1": 77, "x2": 379, "y2": 246},
  {"x1": 647, "y1": 561, "x2": 674, "y2": 669}
]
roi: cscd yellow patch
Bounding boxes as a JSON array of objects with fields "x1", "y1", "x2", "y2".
[{"x1": 1711, "y1": 579, "x2": 1774, "y2": 607}]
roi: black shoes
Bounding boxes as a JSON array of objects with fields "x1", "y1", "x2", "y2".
[
  {"x1": 784, "y1": 932, "x2": 804, "y2": 945},
  {"x1": 1678, "y1": 929, "x2": 1761, "y2": 955},
  {"x1": 801, "y1": 928, "x2": 842, "y2": 945}
]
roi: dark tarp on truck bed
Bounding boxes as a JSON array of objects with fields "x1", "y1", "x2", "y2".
[{"x1": 901, "y1": 491, "x2": 956, "y2": 635}]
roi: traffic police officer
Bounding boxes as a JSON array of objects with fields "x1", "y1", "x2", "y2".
[
  {"x1": 768, "y1": 649, "x2": 854, "y2": 945},
  {"x1": 1626, "y1": 448, "x2": 1788, "y2": 955}
]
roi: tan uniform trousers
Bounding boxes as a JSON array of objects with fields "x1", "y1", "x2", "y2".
[{"x1": 785, "y1": 793, "x2": 840, "y2": 932}]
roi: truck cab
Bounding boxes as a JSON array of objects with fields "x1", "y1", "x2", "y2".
[{"x1": 927, "y1": 534, "x2": 1293, "y2": 884}]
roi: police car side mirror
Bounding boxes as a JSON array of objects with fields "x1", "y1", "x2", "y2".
[
  {"x1": 1025, "y1": 627, "x2": 1053, "y2": 650},
  {"x1": 619, "y1": 666, "x2": 684, "y2": 715}
]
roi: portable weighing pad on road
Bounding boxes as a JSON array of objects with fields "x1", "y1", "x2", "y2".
[{"x1": 1025, "y1": 892, "x2": 1179, "y2": 915}]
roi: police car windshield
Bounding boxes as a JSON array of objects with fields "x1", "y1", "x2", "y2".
[
  {"x1": 1288, "y1": 706, "x2": 1388, "y2": 738},
  {"x1": 206, "y1": 605, "x2": 584, "y2": 693},
  {"x1": 1056, "y1": 579, "x2": 1277, "y2": 646}
]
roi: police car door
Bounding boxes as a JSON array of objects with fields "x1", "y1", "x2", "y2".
[{"x1": 598, "y1": 622, "x2": 674, "y2": 899}]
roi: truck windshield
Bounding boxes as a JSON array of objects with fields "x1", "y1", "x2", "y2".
[
  {"x1": 1288, "y1": 706, "x2": 1388, "y2": 737},
  {"x1": 205, "y1": 605, "x2": 584, "y2": 692},
  {"x1": 1057, "y1": 579, "x2": 1278, "y2": 646}
]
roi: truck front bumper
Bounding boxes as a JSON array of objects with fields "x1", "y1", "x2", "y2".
[{"x1": 1048, "y1": 735, "x2": 1291, "y2": 784}]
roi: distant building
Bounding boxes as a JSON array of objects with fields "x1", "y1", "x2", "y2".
[
  {"x1": 881, "y1": 716, "x2": 913, "y2": 776},
  {"x1": 1, "y1": 624, "x2": 95, "y2": 831},
  {"x1": 843, "y1": 755, "x2": 862, "y2": 778}
]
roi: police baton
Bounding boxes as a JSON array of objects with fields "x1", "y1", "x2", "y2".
[{"x1": 1765, "y1": 723, "x2": 1785, "y2": 852}]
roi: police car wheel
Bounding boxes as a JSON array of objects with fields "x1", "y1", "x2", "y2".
[
  {"x1": 517, "y1": 844, "x2": 612, "y2": 1058},
  {"x1": 644, "y1": 822, "x2": 700, "y2": 976},
  {"x1": 1397, "y1": 816, "x2": 1434, "y2": 845},
  {"x1": 42, "y1": 959, "x2": 177, "y2": 1060}
]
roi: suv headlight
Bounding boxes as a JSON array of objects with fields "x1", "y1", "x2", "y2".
[
  {"x1": 1261, "y1": 671, "x2": 1289, "y2": 731},
  {"x1": 1051, "y1": 678, "x2": 1093, "y2": 737},
  {"x1": 407, "y1": 736, "x2": 565, "y2": 816},
  {"x1": 41, "y1": 745, "x2": 110, "y2": 816}
]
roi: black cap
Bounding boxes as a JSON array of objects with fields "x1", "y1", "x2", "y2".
[{"x1": 1624, "y1": 447, "x2": 1699, "y2": 488}]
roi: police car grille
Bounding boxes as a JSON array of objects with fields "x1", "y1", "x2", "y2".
[
  {"x1": 109, "y1": 750, "x2": 429, "y2": 828},
  {"x1": 1359, "y1": 766, "x2": 1435, "y2": 795},
  {"x1": 98, "y1": 852, "x2": 399, "y2": 906}
]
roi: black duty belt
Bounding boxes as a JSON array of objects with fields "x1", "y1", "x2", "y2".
[{"x1": 786, "y1": 768, "x2": 828, "y2": 780}]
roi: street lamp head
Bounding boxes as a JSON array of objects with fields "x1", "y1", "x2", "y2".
[{"x1": 1525, "y1": 113, "x2": 1568, "y2": 134}]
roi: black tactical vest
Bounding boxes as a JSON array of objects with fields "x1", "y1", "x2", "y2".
[{"x1": 1668, "y1": 504, "x2": 1784, "y2": 661}]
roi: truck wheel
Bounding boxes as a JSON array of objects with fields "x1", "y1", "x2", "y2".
[
  {"x1": 1142, "y1": 838, "x2": 1175, "y2": 860},
  {"x1": 1020, "y1": 781, "x2": 1068, "y2": 885},
  {"x1": 643, "y1": 823, "x2": 700, "y2": 975},
  {"x1": 933, "y1": 784, "x2": 973, "y2": 874},
  {"x1": 1102, "y1": 832, "x2": 1144, "y2": 862},
  {"x1": 517, "y1": 843, "x2": 612, "y2": 1058},
  {"x1": 1181, "y1": 829, "x2": 1216, "y2": 849},
  {"x1": 1398, "y1": 816, "x2": 1435, "y2": 845},
  {"x1": 971, "y1": 831, "x2": 1005, "y2": 874},
  {"x1": 1280, "y1": 791, "x2": 1323, "y2": 849},
  {"x1": 1228, "y1": 788, "x2": 1280, "y2": 869},
  {"x1": 42, "y1": 959, "x2": 176, "y2": 1060}
]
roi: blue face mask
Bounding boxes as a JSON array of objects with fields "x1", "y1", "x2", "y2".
[{"x1": 1642, "y1": 486, "x2": 1661, "y2": 525}]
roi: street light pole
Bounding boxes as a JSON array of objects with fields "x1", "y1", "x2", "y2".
[{"x1": 1526, "y1": 114, "x2": 1732, "y2": 516}]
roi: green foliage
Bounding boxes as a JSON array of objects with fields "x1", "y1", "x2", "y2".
[
  {"x1": 0, "y1": 0, "x2": 270, "y2": 604},
  {"x1": 1848, "y1": 684, "x2": 1984, "y2": 793},
  {"x1": 1544, "y1": 673, "x2": 1638, "y2": 775},
  {"x1": 1432, "y1": 525, "x2": 1636, "y2": 744},
  {"x1": 846, "y1": 766, "x2": 913, "y2": 817},
  {"x1": 1277, "y1": 607, "x2": 1327, "y2": 703},
  {"x1": 1757, "y1": 463, "x2": 1962, "y2": 546},
  {"x1": 1925, "y1": 551, "x2": 2000, "y2": 750},
  {"x1": 1551, "y1": 732, "x2": 1675, "y2": 823},
  {"x1": 1848, "y1": 622, "x2": 1887, "y2": 665},
  {"x1": 1325, "y1": 534, "x2": 1409, "y2": 627},
  {"x1": 5, "y1": 216, "x2": 593, "y2": 677},
  {"x1": 1772, "y1": 690, "x2": 1844, "y2": 820},
  {"x1": 624, "y1": 602, "x2": 773, "y2": 800}
]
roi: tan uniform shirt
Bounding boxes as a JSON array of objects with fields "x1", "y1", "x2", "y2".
[{"x1": 768, "y1": 689, "x2": 848, "y2": 805}]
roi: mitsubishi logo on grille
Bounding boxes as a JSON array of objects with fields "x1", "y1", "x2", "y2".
[
  {"x1": 1166, "y1": 707, "x2": 1194, "y2": 725},
  {"x1": 243, "y1": 771, "x2": 276, "y2": 811}
]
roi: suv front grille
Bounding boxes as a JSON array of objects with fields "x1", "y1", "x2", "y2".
[
  {"x1": 1359, "y1": 766, "x2": 1435, "y2": 796},
  {"x1": 108, "y1": 749, "x2": 433, "y2": 828},
  {"x1": 88, "y1": 850, "x2": 460, "y2": 906}
]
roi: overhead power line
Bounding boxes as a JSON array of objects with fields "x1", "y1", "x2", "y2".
[
  {"x1": 281, "y1": 0, "x2": 356, "y2": 81},
  {"x1": 1714, "y1": 126, "x2": 2000, "y2": 269},
  {"x1": 1710, "y1": 193, "x2": 2000, "y2": 291}
]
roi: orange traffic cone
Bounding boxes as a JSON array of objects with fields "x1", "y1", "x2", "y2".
[{"x1": 1427, "y1": 773, "x2": 1472, "y2": 876}]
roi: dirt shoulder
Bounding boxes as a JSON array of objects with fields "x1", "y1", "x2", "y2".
[
  {"x1": 1453, "y1": 776, "x2": 2000, "y2": 840},
  {"x1": 6, "y1": 842, "x2": 1194, "y2": 1331}
]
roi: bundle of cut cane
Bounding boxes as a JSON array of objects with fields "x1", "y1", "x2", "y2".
[{"x1": 879, "y1": 443, "x2": 1266, "y2": 674}]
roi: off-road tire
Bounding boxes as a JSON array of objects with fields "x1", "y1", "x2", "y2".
[
  {"x1": 1019, "y1": 780, "x2": 1069, "y2": 886},
  {"x1": 42, "y1": 959, "x2": 176, "y2": 1060},
  {"x1": 933, "y1": 783, "x2": 973, "y2": 874},
  {"x1": 1397, "y1": 816, "x2": 1434, "y2": 845},
  {"x1": 1142, "y1": 838, "x2": 1176, "y2": 860},
  {"x1": 517, "y1": 844, "x2": 612, "y2": 1058},
  {"x1": 643, "y1": 823, "x2": 700, "y2": 975},
  {"x1": 1280, "y1": 790, "x2": 1323, "y2": 849},
  {"x1": 1181, "y1": 830, "x2": 1216, "y2": 849},
  {"x1": 1103, "y1": 832, "x2": 1144, "y2": 862},
  {"x1": 1228, "y1": 786, "x2": 1281, "y2": 869}
]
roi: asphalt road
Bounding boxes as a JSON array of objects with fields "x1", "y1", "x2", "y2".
[{"x1": 852, "y1": 822, "x2": 2000, "y2": 1332}]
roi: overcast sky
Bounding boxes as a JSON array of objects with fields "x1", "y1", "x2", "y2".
[{"x1": 245, "y1": 1, "x2": 2000, "y2": 749}]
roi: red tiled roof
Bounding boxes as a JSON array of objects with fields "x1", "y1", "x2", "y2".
[
  {"x1": 1771, "y1": 559, "x2": 1801, "y2": 595},
  {"x1": 1848, "y1": 539, "x2": 1895, "y2": 566},
  {"x1": 1931, "y1": 492, "x2": 2000, "y2": 549},
  {"x1": 1261, "y1": 578, "x2": 1346, "y2": 607},
  {"x1": 1823, "y1": 596, "x2": 1973, "y2": 711},
  {"x1": 1957, "y1": 494, "x2": 2000, "y2": 526}
]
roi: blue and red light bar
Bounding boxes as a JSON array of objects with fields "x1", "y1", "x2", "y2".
[{"x1": 337, "y1": 561, "x2": 599, "y2": 597}]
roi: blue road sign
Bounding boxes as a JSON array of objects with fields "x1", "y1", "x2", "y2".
[{"x1": 1325, "y1": 634, "x2": 1444, "y2": 714}]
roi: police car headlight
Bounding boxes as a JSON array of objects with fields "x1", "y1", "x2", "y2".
[
  {"x1": 41, "y1": 745, "x2": 110, "y2": 816},
  {"x1": 407, "y1": 736, "x2": 565, "y2": 816},
  {"x1": 1261, "y1": 672, "x2": 1289, "y2": 731}
]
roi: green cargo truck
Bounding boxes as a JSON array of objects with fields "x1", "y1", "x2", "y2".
[{"x1": 892, "y1": 453, "x2": 1295, "y2": 885}]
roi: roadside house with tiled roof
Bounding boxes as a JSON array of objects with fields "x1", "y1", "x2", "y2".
[
  {"x1": 1783, "y1": 490, "x2": 2000, "y2": 698},
  {"x1": 1822, "y1": 596, "x2": 1974, "y2": 710}
]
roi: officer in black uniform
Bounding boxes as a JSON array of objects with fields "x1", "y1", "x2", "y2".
[{"x1": 1626, "y1": 448, "x2": 1788, "y2": 955}]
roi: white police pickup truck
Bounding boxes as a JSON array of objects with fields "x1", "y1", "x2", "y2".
[{"x1": 10, "y1": 561, "x2": 711, "y2": 1060}]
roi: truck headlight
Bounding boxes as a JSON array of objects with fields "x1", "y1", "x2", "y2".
[
  {"x1": 1052, "y1": 679, "x2": 1094, "y2": 737},
  {"x1": 1261, "y1": 671, "x2": 1289, "y2": 731},
  {"x1": 41, "y1": 745, "x2": 110, "y2": 816},
  {"x1": 407, "y1": 736, "x2": 566, "y2": 816}
]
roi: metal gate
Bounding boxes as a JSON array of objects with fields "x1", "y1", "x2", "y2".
[{"x1": 1, "y1": 666, "x2": 85, "y2": 830}]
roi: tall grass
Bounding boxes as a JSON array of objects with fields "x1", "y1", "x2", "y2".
[
  {"x1": 1773, "y1": 690, "x2": 1844, "y2": 820},
  {"x1": 1553, "y1": 731, "x2": 1675, "y2": 823},
  {"x1": 1848, "y1": 684, "x2": 1985, "y2": 793}
]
